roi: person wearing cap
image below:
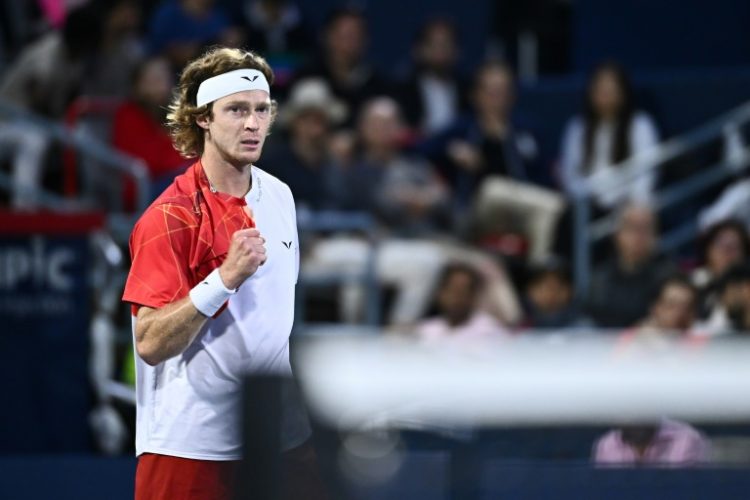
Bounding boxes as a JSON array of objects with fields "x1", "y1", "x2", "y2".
[
  {"x1": 262, "y1": 78, "x2": 347, "y2": 211},
  {"x1": 122, "y1": 47, "x2": 325, "y2": 500}
]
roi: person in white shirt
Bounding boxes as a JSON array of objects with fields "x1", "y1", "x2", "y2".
[
  {"x1": 122, "y1": 47, "x2": 324, "y2": 500},
  {"x1": 560, "y1": 61, "x2": 660, "y2": 209}
]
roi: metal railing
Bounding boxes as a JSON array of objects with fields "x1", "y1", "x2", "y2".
[
  {"x1": 295, "y1": 210, "x2": 381, "y2": 329},
  {"x1": 573, "y1": 101, "x2": 750, "y2": 296},
  {"x1": 0, "y1": 99, "x2": 151, "y2": 214}
]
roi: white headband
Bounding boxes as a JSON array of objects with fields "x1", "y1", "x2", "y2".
[{"x1": 196, "y1": 68, "x2": 270, "y2": 107}]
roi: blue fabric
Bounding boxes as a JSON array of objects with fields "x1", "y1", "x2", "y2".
[{"x1": 148, "y1": 0, "x2": 231, "y2": 55}]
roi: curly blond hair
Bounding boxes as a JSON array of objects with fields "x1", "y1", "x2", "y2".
[{"x1": 166, "y1": 47, "x2": 277, "y2": 158}]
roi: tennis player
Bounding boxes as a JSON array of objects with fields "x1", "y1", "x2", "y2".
[{"x1": 122, "y1": 47, "x2": 322, "y2": 500}]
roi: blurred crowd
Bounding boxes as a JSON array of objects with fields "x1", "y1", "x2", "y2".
[
  {"x1": 2, "y1": 0, "x2": 750, "y2": 465},
  {"x1": 2, "y1": 0, "x2": 750, "y2": 336}
]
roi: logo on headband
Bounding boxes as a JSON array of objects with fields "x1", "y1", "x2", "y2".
[{"x1": 241, "y1": 75, "x2": 259, "y2": 83}]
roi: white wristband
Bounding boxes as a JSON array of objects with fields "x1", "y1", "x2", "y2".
[{"x1": 189, "y1": 268, "x2": 237, "y2": 317}]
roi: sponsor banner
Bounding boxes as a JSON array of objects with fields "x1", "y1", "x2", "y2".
[{"x1": 0, "y1": 212, "x2": 103, "y2": 452}]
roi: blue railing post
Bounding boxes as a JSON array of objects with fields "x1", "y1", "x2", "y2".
[{"x1": 573, "y1": 192, "x2": 591, "y2": 300}]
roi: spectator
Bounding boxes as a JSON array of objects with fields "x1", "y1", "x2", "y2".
[
  {"x1": 83, "y1": 0, "x2": 145, "y2": 98},
  {"x1": 593, "y1": 419, "x2": 710, "y2": 467},
  {"x1": 293, "y1": 7, "x2": 389, "y2": 126},
  {"x1": 111, "y1": 56, "x2": 187, "y2": 211},
  {"x1": 0, "y1": 2, "x2": 103, "y2": 209},
  {"x1": 338, "y1": 96, "x2": 451, "y2": 237},
  {"x1": 699, "y1": 263, "x2": 750, "y2": 336},
  {"x1": 691, "y1": 219, "x2": 750, "y2": 318},
  {"x1": 147, "y1": 0, "x2": 241, "y2": 69},
  {"x1": 396, "y1": 17, "x2": 468, "y2": 136},
  {"x1": 420, "y1": 60, "x2": 563, "y2": 261},
  {"x1": 263, "y1": 78, "x2": 347, "y2": 211},
  {"x1": 523, "y1": 257, "x2": 590, "y2": 329},
  {"x1": 416, "y1": 262, "x2": 509, "y2": 341},
  {"x1": 0, "y1": 2, "x2": 101, "y2": 118},
  {"x1": 303, "y1": 99, "x2": 521, "y2": 326},
  {"x1": 228, "y1": 0, "x2": 312, "y2": 85},
  {"x1": 588, "y1": 204, "x2": 675, "y2": 328},
  {"x1": 560, "y1": 61, "x2": 660, "y2": 209},
  {"x1": 422, "y1": 60, "x2": 540, "y2": 202},
  {"x1": 622, "y1": 274, "x2": 700, "y2": 343}
]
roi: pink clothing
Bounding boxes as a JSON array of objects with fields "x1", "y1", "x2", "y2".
[
  {"x1": 416, "y1": 312, "x2": 508, "y2": 341},
  {"x1": 38, "y1": 0, "x2": 65, "y2": 28},
  {"x1": 593, "y1": 420, "x2": 710, "y2": 467}
]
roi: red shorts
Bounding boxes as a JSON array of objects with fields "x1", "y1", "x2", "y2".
[
  {"x1": 135, "y1": 453, "x2": 238, "y2": 500},
  {"x1": 134, "y1": 442, "x2": 328, "y2": 500}
]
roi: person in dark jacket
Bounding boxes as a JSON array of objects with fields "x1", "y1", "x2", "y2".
[{"x1": 588, "y1": 203, "x2": 675, "y2": 328}]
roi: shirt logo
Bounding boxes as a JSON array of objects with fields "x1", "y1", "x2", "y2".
[
  {"x1": 282, "y1": 241, "x2": 292, "y2": 249},
  {"x1": 241, "y1": 75, "x2": 259, "y2": 83}
]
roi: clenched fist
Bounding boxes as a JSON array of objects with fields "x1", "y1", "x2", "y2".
[{"x1": 219, "y1": 228, "x2": 267, "y2": 289}]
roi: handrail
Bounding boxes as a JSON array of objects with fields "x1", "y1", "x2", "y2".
[
  {"x1": 573, "y1": 100, "x2": 750, "y2": 296},
  {"x1": 0, "y1": 99, "x2": 151, "y2": 213},
  {"x1": 63, "y1": 96, "x2": 124, "y2": 199},
  {"x1": 295, "y1": 210, "x2": 381, "y2": 328},
  {"x1": 296, "y1": 209, "x2": 376, "y2": 233}
]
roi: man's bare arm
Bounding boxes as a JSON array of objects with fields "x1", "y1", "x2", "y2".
[
  {"x1": 135, "y1": 298, "x2": 209, "y2": 366},
  {"x1": 134, "y1": 228, "x2": 267, "y2": 366}
]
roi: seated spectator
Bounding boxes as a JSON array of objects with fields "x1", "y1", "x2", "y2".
[
  {"x1": 560, "y1": 61, "x2": 660, "y2": 209},
  {"x1": 264, "y1": 79, "x2": 346, "y2": 211},
  {"x1": 691, "y1": 219, "x2": 750, "y2": 316},
  {"x1": 83, "y1": 0, "x2": 145, "y2": 98},
  {"x1": 621, "y1": 274, "x2": 700, "y2": 343},
  {"x1": 422, "y1": 60, "x2": 540, "y2": 202},
  {"x1": 593, "y1": 419, "x2": 710, "y2": 467},
  {"x1": 395, "y1": 17, "x2": 468, "y2": 136},
  {"x1": 226, "y1": 0, "x2": 312, "y2": 86},
  {"x1": 147, "y1": 0, "x2": 241, "y2": 69},
  {"x1": 416, "y1": 262, "x2": 509, "y2": 341},
  {"x1": 112, "y1": 56, "x2": 187, "y2": 211},
  {"x1": 302, "y1": 101, "x2": 521, "y2": 325},
  {"x1": 420, "y1": 60, "x2": 564, "y2": 261},
  {"x1": 293, "y1": 7, "x2": 389, "y2": 127},
  {"x1": 523, "y1": 257, "x2": 590, "y2": 329},
  {"x1": 0, "y1": 3, "x2": 103, "y2": 209},
  {"x1": 337, "y1": 96, "x2": 451, "y2": 237},
  {"x1": 588, "y1": 204, "x2": 675, "y2": 328},
  {"x1": 700, "y1": 263, "x2": 750, "y2": 336}
]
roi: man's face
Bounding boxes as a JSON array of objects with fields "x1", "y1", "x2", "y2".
[
  {"x1": 615, "y1": 207, "x2": 656, "y2": 265},
  {"x1": 199, "y1": 90, "x2": 273, "y2": 167},
  {"x1": 359, "y1": 100, "x2": 401, "y2": 154},
  {"x1": 473, "y1": 67, "x2": 514, "y2": 118},
  {"x1": 291, "y1": 109, "x2": 330, "y2": 145},
  {"x1": 326, "y1": 15, "x2": 365, "y2": 65},
  {"x1": 437, "y1": 271, "x2": 477, "y2": 324},
  {"x1": 527, "y1": 273, "x2": 572, "y2": 314},
  {"x1": 651, "y1": 283, "x2": 695, "y2": 332},
  {"x1": 417, "y1": 24, "x2": 457, "y2": 74},
  {"x1": 136, "y1": 59, "x2": 173, "y2": 107}
]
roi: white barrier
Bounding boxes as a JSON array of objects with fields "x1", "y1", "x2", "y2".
[{"x1": 295, "y1": 333, "x2": 750, "y2": 429}]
